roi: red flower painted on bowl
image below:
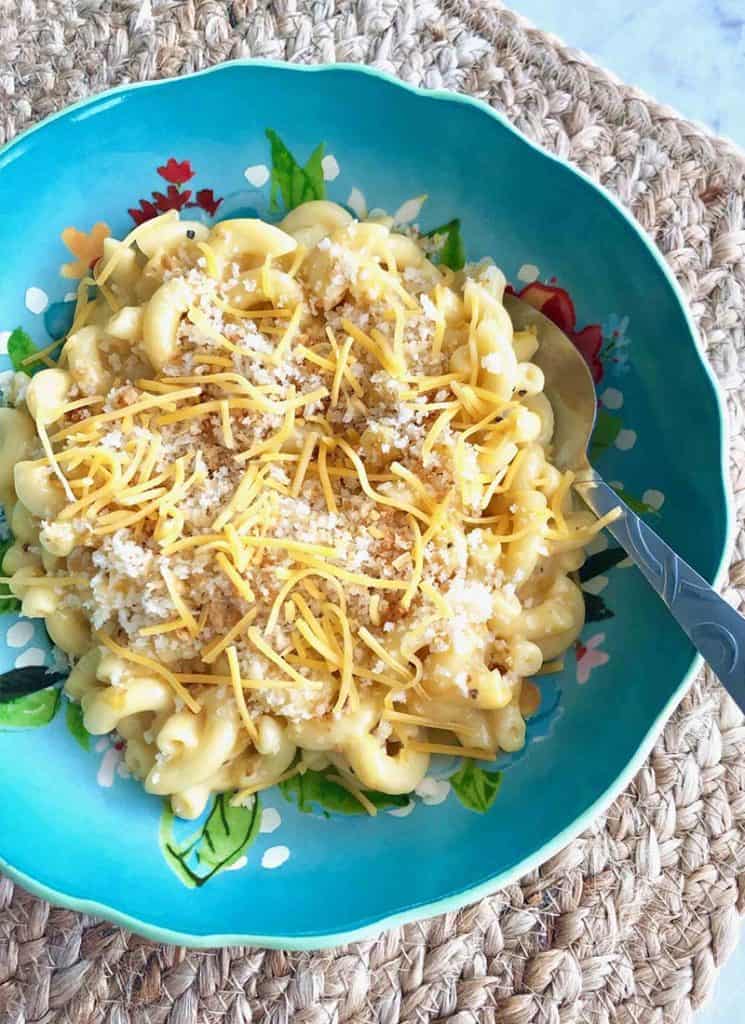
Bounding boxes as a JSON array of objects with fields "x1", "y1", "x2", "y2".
[
  {"x1": 157, "y1": 158, "x2": 195, "y2": 185},
  {"x1": 128, "y1": 199, "x2": 159, "y2": 225},
  {"x1": 127, "y1": 161, "x2": 224, "y2": 225},
  {"x1": 195, "y1": 188, "x2": 223, "y2": 217},
  {"x1": 516, "y1": 281, "x2": 604, "y2": 384},
  {"x1": 153, "y1": 185, "x2": 192, "y2": 214},
  {"x1": 570, "y1": 324, "x2": 604, "y2": 384}
]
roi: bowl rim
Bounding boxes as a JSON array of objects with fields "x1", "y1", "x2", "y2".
[{"x1": 0, "y1": 58, "x2": 735, "y2": 951}]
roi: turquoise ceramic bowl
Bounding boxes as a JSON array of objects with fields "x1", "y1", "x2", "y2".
[{"x1": 0, "y1": 62, "x2": 732, "y2": 949}]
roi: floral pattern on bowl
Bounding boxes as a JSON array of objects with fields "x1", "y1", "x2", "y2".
[{"x1": 0, "y1": 63, "x2": 730, "y2": 947}]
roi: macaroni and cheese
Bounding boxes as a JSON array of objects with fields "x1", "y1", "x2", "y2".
[{"x1": 0, "y1": 203, "x2": 609, "y2": 818}]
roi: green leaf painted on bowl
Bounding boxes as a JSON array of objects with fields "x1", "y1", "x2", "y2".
[
  {"x1": 589, "y1": 408, "x2": 622, "y2": 458},
  {"x1": 0, "y1": 686, "x2": 60, "y2": 729},
  {"x1": 0, "y1": 535, "x2": 21, "y2": 613},
  {"x1": 449, "y1": 760, "x2": 503, "y2": 813},
  {"x1": 159, "y1": 793, "x2": 262, "y2": 888},
  {"x1": 425, "y1": 219, "x2": 465, "y2": 271},
  {"x1": 266, "y1": 130, "x2": 326, "y2": 213},
  {"x1": 583, "y1": 592, "x2": 614, "y2": 622},
  {"x1": 579, "y1": 547, "x2": 627, "y2": 581},
  {"x1": 65, "y1": 700, "x2": 90, "y2": 750},
  {"x1": 7, "y1": 327, "x2": 42, "y2": 376},
  {"x1": 160, "y1": 821, "x2": 203, "y2": 889},
  {"x1": 279, "y1": 768, "x2": 408, "y2": 816},
  {"x1": 195, "y1": 794, "x2": 262, "y2": 870}
]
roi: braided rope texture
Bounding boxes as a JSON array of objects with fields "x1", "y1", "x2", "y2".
[{"x1": 1, "y1": 2, "x2": 745, "y2": 1021}]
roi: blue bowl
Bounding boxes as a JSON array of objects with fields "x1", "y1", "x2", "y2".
[{"x1": 0, "y1": 62, "x2": 732, "y2": 948}]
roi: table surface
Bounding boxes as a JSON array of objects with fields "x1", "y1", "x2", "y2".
[
  {"x1": 511, "y1": 3, "x2": 744, "y2": 1021},
  {"x1": 6, "y1": 5, "x2": 742, "y2": 1017}
]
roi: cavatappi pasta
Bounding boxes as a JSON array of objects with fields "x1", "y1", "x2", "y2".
[{"x1": 0, "y1": 203, "x2": 611, "y2": 819}]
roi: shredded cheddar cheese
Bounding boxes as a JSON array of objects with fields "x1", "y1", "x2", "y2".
[
  {"x1": 97, "y1": 632, "x2": 200, "y2": 713},
  {"x1": 227, "y1": 645, "x2": 260, "y2": 743},
  {"x1": 196, "y1": 241, "x2": 219, "y2": 278},
  {"x1": 406, "y1": 740, "x2": 498, "y2": 761}
]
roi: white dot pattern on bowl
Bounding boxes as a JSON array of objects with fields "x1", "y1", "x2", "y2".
[
  {"x1": 224, "y1": 855, "x2": 248, "y2": 872},
  {"x1": 321, "y1": 154, "x2": 340, "y2": 181},
  {"x1": 260, "y1": 807, "x2": 281, "y2": 834},
  {"x1": 25, "y1": 286, "x2": 49, "y2": 315},
  {"x1": 346, "y1": 188, "x2": 367, "y2": 218},
  {"x1": 642, "y1": 489, "x2": 665, "y2": 510},
  {"x1": 600, "y1": 387, "x2": 624, "y2": 410},
  {"x1": 261, "y1": 845, "x2": 290, "y2": 869},
  {"x1": 517, "y1": 263, "x2": 540, "y2": 283},
  {"x1": 243, "y1": 164, "x2": 269, "y2": 187},
  {"x1": 6, "y1": 621, "x2": 34, "y2": 648},
  {"x1": 415, "y1": 778, "x2": 450, "y2": 805},
  {"x1": 615, "y1": 429, "x2": 637, "y2": 451},
  {"x1": 14, "y1": 647, "x2": 46, "y2": 668},
  {"x1": 96, "y1": 744, "x2": 122, "y2": 788}
]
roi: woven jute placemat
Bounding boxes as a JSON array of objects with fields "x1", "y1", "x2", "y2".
[{"x1": 2, "y1": 2, "x2": 745, "y2": 1021}]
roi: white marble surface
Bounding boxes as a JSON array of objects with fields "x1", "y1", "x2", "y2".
[
  {"x1": 510, "y1": 3, "x2": 744, "y2": 1020},
  {"x1": 512, "y1": 0, "x2": 745, "y2": 145}
]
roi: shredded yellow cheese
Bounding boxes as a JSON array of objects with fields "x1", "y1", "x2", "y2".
[
  {"x1": 161, "y1": 566, "x2": 200, "y2": 637},
  {"x1": 332, "y1": 438, "x2": 430, "y2": 525},
  {"x1": 239, "y1": 409, "x2": 297, "y2": 467},
  {"x1": 216, "y1": 552, "x2": 255, "y2": 604},
  {"x1": 226, "y1": 644, "x2": 260, "y2": 743},
  {"x1": 357, "y1": 627, "x2": 412, "y2": 679},
  {"x1": 401, "y1": 516, "x2": 423, "y2": 610},
  {"x1": 174, "y1": 673, "x2": 298, "y2": 688},
  {"x1": 280, "y1": 559, "x2": 410, "y2": 591},
  {"x1": 294, "y1": 617, "x2": 341, "y2": 667},
  {"x1": 341, "y1": 318, "x2": 402, "y2": 376},
  {"x1": 273, "y1": 303, "x2": 303, "y2": 361},
  {"x1": 325, "y1": 772, "x2": 377, "y2": 815},
  {"x1": 331, "y1": 337, "x2": 353, "y2": 408},
  {"x1": 36, "y1": 420, "x2": 75, "y2": 502},
  {"x1": 421, "y1": 406, "x2": 459, "y2": 465},
  {"x1": 420, "y1": 580, "x2": 453, "y2": 618},
  {"x1": 382, "y1": 709, "x2": 480, "y2": 738},
  {"x1": 290, "y1": 430, "x2": 319, "y2": 498},
  {"x1": 317, "y1": 441, "x2": 338, "y2": 515},
  {"x1": 536, "y1": 659, "x2": 565, "y2": 676},
  {"x1": 550, "y1": 470, "x2": 575, "y2": 535},
  {"x1": 219, "y1": 400, "x2": 235, "y2": 449},
  {"x1": 325, "y1": 602, "x2": 357, "y2": 712},
  {"x1": 230, "y1": 763, "x2": 307, "y2": 805},
  {"x1": 201, "y1": 607, "x2": 259, "y2": 664},
  {"x1": 247, "y1": 627, "x2": 311, "y2": 686},
  {"x1": 97, "y1": 632, "x2": 200, "y2": 712},
  {"x1": 139, "y1": 618, "x2": 187, "y2": 636},
  {"x1": 406, "y1": 740, "x2": 498, "y2": 760},
  {"x1": 196, "y1": 241, "x2": 219, "y2": 278},
  {"x1": 51, "y1": 387, "x2": 202, "y2": 442}
]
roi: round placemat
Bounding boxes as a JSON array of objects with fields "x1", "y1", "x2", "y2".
[{"x1": 1, "y1": 3, "x2": 744, "y2": 1022}]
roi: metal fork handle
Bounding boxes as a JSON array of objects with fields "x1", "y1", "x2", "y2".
[{"x1": 575, "y1": 471, "x2": 744, "y2": 713}]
